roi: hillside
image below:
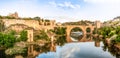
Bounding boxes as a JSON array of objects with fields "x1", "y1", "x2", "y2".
[
  {"x1": 103, "y1": 16, "x2": 120, "y2": 27},
  {"x1": 62, "y1": 20, "x2": 94, "y2": 26}
]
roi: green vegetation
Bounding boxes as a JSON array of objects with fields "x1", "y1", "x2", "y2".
[
  {"x1": 114, "y1": 16, "x2": 120, "y2": 19},
  {"x1": 56, "y1": 36, "x2": 66, "y2": 46},
  {"x1": 51, "y1": 27, "x2": 67, "y2": 46},
  {"x1": 45, "y1": 19, "x2": 50, "y2": 22},
  {"x1": 34, "y1": 27, "x2": 67, "y2": 46},
  {"x1": 98, "y1": 26, "x2": 114, "y2": 38},
  {"x1": 86, "y1": 28, "x2": 91, "y2": 33},
  {"x1": 98, "y1": 26, "x2": 120, "y2": 43},
  {"x1": 0, "y1": 16, "x2": 15, "y2": 19},
  {"x1": 115, "y1": 26, "x2": 120, "y2": 34},
  {"x1": 4, "y1": 16, "x2": 15, "y2": 19},
  {"x1": 0, "y1": 15, "x2": 3, "y2": 19},
  {"x1": 63, "y1": 20, "x2": 94, "y2": 26},
  {"x1": 114, "y1": 34, "x2": 120, "y2": 43},
  {"x1": 71, "y1": 27, "x2": 82, "y2": 32},
  {"x1": 0, "y1": 31, "x2": 16, "y2": 48},
  {"x1": 0, "y1": 30, "x2": 28, "y2": 56},
  {"x1": 0, "y1": 30, "x2": 28, "y2": 48},
  {"x1": 52, "y1": 27, "x2": 66, "y2": 35},
  {"x1": 22, "y1": 17, "x2": 33, "y2": 20},
  {"x1": 33, "y1": 16, "x2": 41, "y2": 20},
  {"x1": 34, "y1": 30, "x2": 49, "y2": 41},
  {"x1": 17, "y1": 30, "x2": 27, "y2": 42},
  {"x1": 5, "y1": 46, "x2": 27, "y2": 55},
  {"x1": 92, "y1": 28, "x2": 97, "y2": 34}
]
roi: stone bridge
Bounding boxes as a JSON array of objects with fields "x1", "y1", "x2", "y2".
[
  {"x1": 64, "y1": 25, "x2": 95, "y2": 42},
  {"x1": 65, "y1": 25, "x2": 95, "y2": 36}
]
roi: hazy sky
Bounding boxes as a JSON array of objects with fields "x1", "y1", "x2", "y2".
[{"x1": 0, "y1": 0, "x2": 120, "y2": 22}]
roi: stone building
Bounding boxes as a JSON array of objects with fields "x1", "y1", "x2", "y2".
[{"x1": 8, "y1": 12, "x2": 19, "y2": 18}]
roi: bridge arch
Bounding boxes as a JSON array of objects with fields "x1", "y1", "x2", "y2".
[
  {"x1": 66, "y1": 26, "x2": 86, "y2": 36},
  {"x1": 5, "y1": 24, "x2": 34, "y2": 42},
  {"x1": 70, "y1": 27, "x2": 84, "y2": 41},
  {"x1": 5, "y1": 24, "x2": 34, "y2": 32},
  {"x1": 66, "y1": 25, "x2": 95, "y2": 42},
  {"x1": 86, "y1": 27, "x2": 91, "y2": 33}
]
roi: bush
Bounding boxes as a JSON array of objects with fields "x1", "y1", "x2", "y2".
[
  {"x1": 114, "y1": 34, "x2": 120, "y2": 43},
  {"x1": 34, "y1": 30, "x2": 49, "y2": 41},
  {"x1": 53, "y1": 27, "x2": 66, "y2": 35},
  {"x1": 17, "y1": 30, "x2": 27, "y2": 42},
  {"x1": 0, "y1": 31, "x2": 16, "y2": 48},
  {"x1": 98, "y1": 27, "x2": 114, "y2": 38},
  {"x1": 56, "y1": 36, "x2": 66, "y2": 46},
  {"x1": 5, "y1": 46, "x2": 26, "y2": 55}
]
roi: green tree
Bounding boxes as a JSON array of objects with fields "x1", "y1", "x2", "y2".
[
  {"x1": 0, "y1": 31, "x2": 16, "y2": 48},
  {"x1": 8, "y1": 30, "x2": 16, "y2": 35},
  {"x1": 71, "y1": 27, "x2": 82, "y2": 32},
  {"x1": 0, "y1": 15, "x2": 3, "y2": 19},
  {"x1": 4, "y1": 16, "x2": 15, "y2": 19},
  {"x1": 17, "y1": 30, "x2": 27, "y2": 42},
  {"x1": 115, "y1": 26, "x2": 120, "y2": 34},
  {"x1": 56, "y1": 36, "x2": 66, "y2": 46},
  {"x1": 98, "y1": 27, "x2": 114, "y2": 38},
  {"x1": 34, "y1": 30, "x2": 49, "y2": 41},
  {"x1": 22, "y1": 17, "x2": 32, "y2": 20},
  {"x1": 114, "y1": 34, "x2": 120, "y2": 43},
  {"x1": 86, "y1": 28, "x2": 91, "y2": 33},
  {"x1": 45, "y1": 19, "x2": 50, "y2": 22},
  {"x1": 53, "y1": 27, "x2": 66, "y2": 35},
  {"x1": 33, "y1": 16, "x2": 41, "y2": 20}
]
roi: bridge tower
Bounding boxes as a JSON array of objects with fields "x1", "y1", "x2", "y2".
[{"x1": 95, "y1": 20, "x2": 101, "y2": 28}]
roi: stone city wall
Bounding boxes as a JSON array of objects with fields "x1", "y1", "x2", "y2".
[{"x1": 2, "y1": 19, "x2": 56, "y2": 31}]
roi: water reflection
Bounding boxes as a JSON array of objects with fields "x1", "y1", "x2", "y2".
[
  {"x1": 102, "y1": 41, "x2": 120, "y2": 58},
  {"x1": 27, "y1": 42, "x2": 56, "y2": 58},
  {"x1": 0, "y1": 49, "x2": 6, "y2": 58},
  {"x1": 36, "y1": 42, "x2": 115, "y2": 58},
  {"x1": 1, "y1": 34, "x2": 120, "y2": 58},
  {"x1": 70, "y1": 32, "x2": 83, "y2": 41},
  {"x1": 95, "y1": 40, "x2": 100, "y2": 47}
]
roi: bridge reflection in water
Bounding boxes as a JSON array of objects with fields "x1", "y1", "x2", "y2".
[
  {"x1": 26, "y1": 34, "x2": 101, "y2": 58},
  {"x1": 67, "y1": 34, "x2": 93, "y2": 42}
]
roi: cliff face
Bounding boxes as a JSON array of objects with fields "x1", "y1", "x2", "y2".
[{"x1": 103, "y1": 17, "x2": 120, "y2": 27}]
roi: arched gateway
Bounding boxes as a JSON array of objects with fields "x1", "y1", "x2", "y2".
[
  {"x1": 5, "y1": 24, "x2": 34, "y2": 42},
  {"x1": 65, "y1": 25, "x2": 95, "y2": 42}
]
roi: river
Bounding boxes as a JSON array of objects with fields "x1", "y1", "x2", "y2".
[
  {"x1": 36, "y1": 42, "x2": 115, "y2": 58},
  {"x1": 36, "y1": 32, "x2": 116, "y2": 58}
]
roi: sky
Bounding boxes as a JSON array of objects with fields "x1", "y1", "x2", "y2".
[{"x1": 0, "y1": 0, "x2": 120, "y2": 22}]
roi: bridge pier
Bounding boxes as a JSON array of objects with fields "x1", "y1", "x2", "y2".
[
  {"x1": 28, "y1": 45, "x2": 34, "y2": 56},
  {"x1": 66, "y1": 35, "x2": 72, "y2": 42},
  {"x1": 27, "y1": 29, "x2": 33, "y2": 42}
]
